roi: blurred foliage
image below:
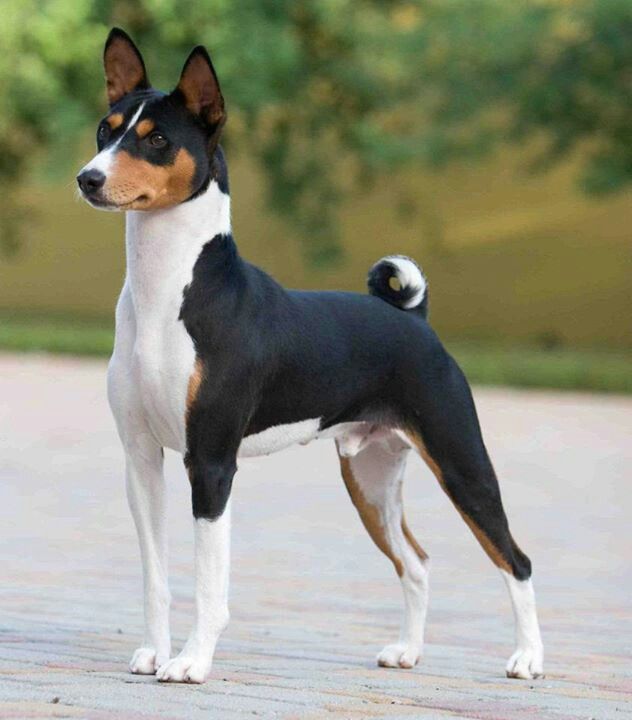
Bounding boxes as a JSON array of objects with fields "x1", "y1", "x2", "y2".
[{"x1": 1, "y1": 0, "x2": 631, "y2": 261}]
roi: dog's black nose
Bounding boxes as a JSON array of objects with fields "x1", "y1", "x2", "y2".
[{"x1": 77, "y1": 169, "x2": 106, "y2": 195}]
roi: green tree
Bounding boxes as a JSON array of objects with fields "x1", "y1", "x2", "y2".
[{"x1": 1, "y1": 0, "x2": 630, "y2": 261}]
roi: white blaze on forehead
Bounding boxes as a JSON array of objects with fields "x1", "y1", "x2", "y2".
[
  {"x1": 122, "y1": 102, "x2": 147, "y2": 137},
  {"x1": 80, "y1": 102, "x2": 146, "y2": 176}
]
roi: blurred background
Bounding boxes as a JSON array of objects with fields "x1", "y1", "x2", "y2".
[{"x1": 0, "y1": 0, "x2": 630, "y2": 392}]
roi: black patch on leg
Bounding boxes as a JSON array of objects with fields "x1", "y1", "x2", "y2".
[
  {"x1": 406, "y1": 355, "x2": 533, "y2": 581},
  {"x1": 185, "y1": 454, "x2": 236, "y2": 520},
  {"x1": 439, "y1": 463, "x2": 532, "y2": 580}
]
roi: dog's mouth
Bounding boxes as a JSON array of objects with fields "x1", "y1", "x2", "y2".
[{"x1": 82, "y1": 192, "x2": 152, "y2": 211}]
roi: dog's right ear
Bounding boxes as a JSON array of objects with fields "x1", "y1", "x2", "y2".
[{"x1": 103, "y1": 28, "x2": 149, "y2": 106}]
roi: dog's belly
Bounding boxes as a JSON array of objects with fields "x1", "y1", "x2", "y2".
[
  {"x1": 238, "y1": 421, "x2": 376, "y2": 458},
  {"x1": 238, "y1": 418, "x2": 321, "y2": 458}
]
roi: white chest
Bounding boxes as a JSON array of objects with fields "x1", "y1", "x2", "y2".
[{"x1": 132, "y1": 314, "x2": 195, "y2": 452}]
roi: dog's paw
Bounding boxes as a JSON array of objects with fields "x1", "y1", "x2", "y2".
[
  {"x1": 129, "y1": 646, "x2": 169, "y2": 675},
  {"x1": 377, "y1": 643, "x2": 421, "y2": 669},
  {"x1": 506, "y1": 644, "x2": 544, "y2": 679},
  {"x1": 156, "y1": 653, "x2": 212, "y2": 684}
]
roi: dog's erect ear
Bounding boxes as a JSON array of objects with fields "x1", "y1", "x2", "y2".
[
  {"x1": 174, "y1": 47, "x2": 226, "y2": 129},
  {"x1": 103, "y1": 28, "x2": 149, "y2": 106}
]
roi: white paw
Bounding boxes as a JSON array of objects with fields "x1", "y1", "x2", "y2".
[
  {"x1": 377, "y1": 643, "x2": 421, "y2": 669},
  {"x1": 129, "y1": 646, "x2": 169, "y2": 675},
  {"x1": 156, "y1": 653, "x2": 212, "y2": 684},
  {"x1": 506, "y1": 644, "x2": 544, "y2": 679}
]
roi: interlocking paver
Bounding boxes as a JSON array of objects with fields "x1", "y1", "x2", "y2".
[{"x1": 1, "y1": 353, "x2": 630, "y2": 719}]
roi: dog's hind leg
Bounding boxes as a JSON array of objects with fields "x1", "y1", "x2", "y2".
[
  {"x1": 337, "y1": 433, "x2": 430, "y2": 669},
  {"x1": 406, "y1": 355, "x2": 543, "y2": 679},
  {"x1": 124, "y1": 438, "x2": 171, "y2": 674}
]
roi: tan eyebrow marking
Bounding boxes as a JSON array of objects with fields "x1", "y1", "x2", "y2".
[
  {"x1": 106, "y1": 113, "x2": 124, "y2": 130},
  {"x1": 135, "y1": 119, "x2": 155, "y2": 138}
]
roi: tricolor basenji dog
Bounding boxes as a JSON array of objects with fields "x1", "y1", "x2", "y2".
[{"x1": 76, "y1": 28, "x2": 543, "y2": 684}]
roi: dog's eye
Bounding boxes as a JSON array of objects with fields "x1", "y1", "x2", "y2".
[
  {"x1": 97, "y1": 124, "x2": 110, "y2": 143},
  {"x1": 148, "y1": 132, "x2": 168, "y2": 148}
]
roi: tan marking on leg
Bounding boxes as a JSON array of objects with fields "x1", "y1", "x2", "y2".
[
  {"x1": 338, "y1": 454, "x2": 404, "y2": 577},
  {"x1": 186, "y1": 358, "x2": 204, "y2": 420},
  {"x1": 405, "y1": 431, "x2": 511, "y2": 573},
  {"x1": 135, "y1": 118, "x2": 155, "y2": 138},
  {"x1": 107, "y1": 113, "x2": 124, "y2": 130},
  {"x1": 401, "y1": 515, "x2": 428, "y2": 562},
  {"x1": 105, "y1": 148, "x2": 196, "y2": 209}
]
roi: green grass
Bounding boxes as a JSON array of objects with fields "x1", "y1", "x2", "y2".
[
  {"x1": 1, "y1": 313, "x2": 631, "y2": 394},
  {"x1": 449, "y1": 342, "x2": 632, "y2": 395},
  {"x1": 0, "y1": 314, "x2": 114, "y2": 357}
]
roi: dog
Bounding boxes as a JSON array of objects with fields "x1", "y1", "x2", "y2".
[{"x1": 76, "y1": 28, "x2": 543, "y2": 684}]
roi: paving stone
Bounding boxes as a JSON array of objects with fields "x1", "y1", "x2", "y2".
[{"x1": 0, "y1": 353, "x2": 630, "y2": 719}]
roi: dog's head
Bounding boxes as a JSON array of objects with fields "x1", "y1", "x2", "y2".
[{"x1": 77, "y1": 28, "x2": 226, "y2": 211}]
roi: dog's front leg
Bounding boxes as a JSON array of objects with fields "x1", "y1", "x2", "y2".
[
  {"x1": 125, "y1": 438, "x2": 171, "y2": 674},
  {"x1": 157, "y1": 454, "x2": 235, "y2": 684}
]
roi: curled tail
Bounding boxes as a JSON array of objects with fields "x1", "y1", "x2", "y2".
[{"x1": 367, "y1": 255, "x2": 429, "y2": 318}]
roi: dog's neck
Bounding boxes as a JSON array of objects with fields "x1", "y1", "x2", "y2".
[{"x1": 124, "y1": 179, "x2": 231, "y2": 319}]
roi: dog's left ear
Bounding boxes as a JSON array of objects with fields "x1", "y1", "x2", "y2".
[
  {"x1": 104, "y1": 28, "x2": 150, "y2": 106},
  {"x1": 174, "y1": 46, "x2": 226, "y2": 130}
]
